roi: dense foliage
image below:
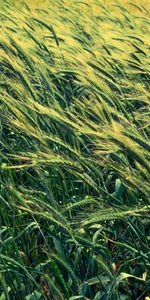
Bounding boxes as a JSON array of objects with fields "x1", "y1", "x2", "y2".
[{"x1": 0, "y1": 0, "x2": 150, "y2": 299}]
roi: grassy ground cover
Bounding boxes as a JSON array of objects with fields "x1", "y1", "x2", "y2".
[{"x1": 0, "y1": 0, "x2": 150, "y2": 299}]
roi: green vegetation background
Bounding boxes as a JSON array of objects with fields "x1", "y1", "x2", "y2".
[{"x1": 0, "y1": 0, "x2": 150, "y2": 299}]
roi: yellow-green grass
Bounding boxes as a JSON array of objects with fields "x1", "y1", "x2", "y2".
[{"x1": 0, "y1": 0, "x2": 150, "y2": 299}]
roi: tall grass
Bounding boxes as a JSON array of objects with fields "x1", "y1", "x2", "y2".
[{"x1": 0, "y1": 0, "x2": 150, "y2": 299}]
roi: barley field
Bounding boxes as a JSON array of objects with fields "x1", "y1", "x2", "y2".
[{"x1": 0, "y1": 0, "x2": 150, "y2": 299}]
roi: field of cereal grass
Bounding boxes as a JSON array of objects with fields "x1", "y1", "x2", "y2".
[{"x1": 0, "y1": 0, "x2": 150, "y2": 299}]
